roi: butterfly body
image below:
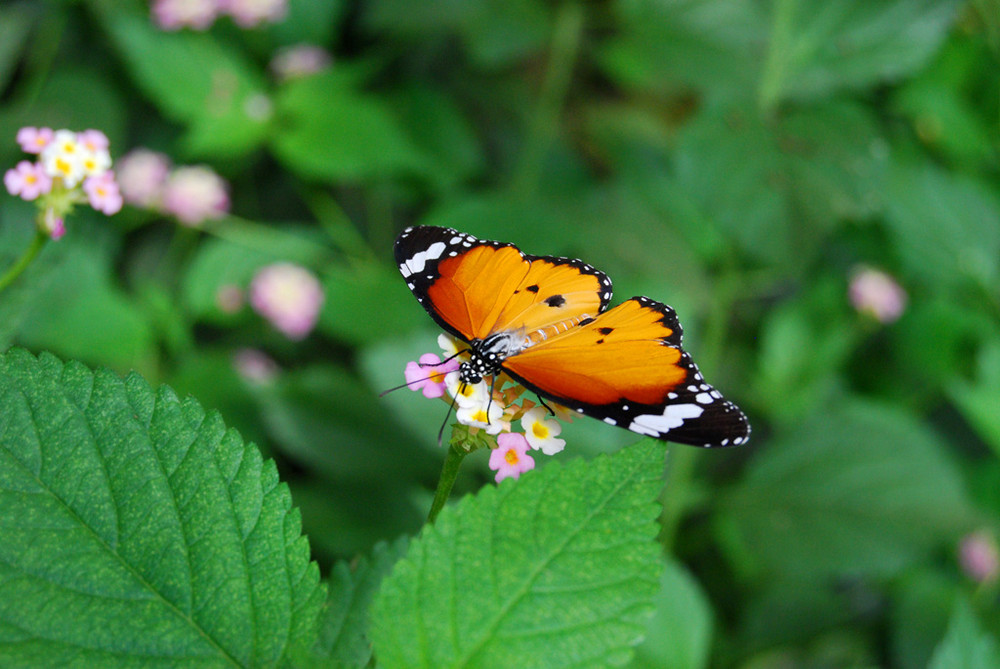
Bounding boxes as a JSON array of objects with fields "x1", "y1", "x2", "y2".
[{"x1": 395, "y1": 225, "x2": 750, "y2": 447}]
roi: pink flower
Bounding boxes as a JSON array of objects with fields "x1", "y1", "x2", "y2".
[
  {"x1": 849, "y1": 267, "x2": 907, "y2": 324},
  {"x1": 16, "y1": 127, "x2": 54, "y2": 154},
  {"x1": 270, "y1": 44, "x2": 332, "y2": 80},
  {"x1": 404, "y1": 353, "x2": 460, "y2": 399},
  {"x1": 152, "y1": 0, "x2": 220, "y2": 30},
  {"x1": 83, "y1": 171, "x2": 124, "y2": 215},
  {"x1": 161, "y1": 165, "x2": 229, "y2": 226},
  {"x1": 233, "y1": 348, "x2": 279, "y2": 384},
  {"x1": 4, "y1": 161, "x2": 52, "y2": 200},
  {"x1": 42, "y1": 208, "x2": 65, "y2": 240},
  {"x1": 959, "y1": 531, "x2": 999, "y2": 583},
  {"x1": 117, "y1": 149, "x2": 171, "y2": 208},
  {"x1": 222, "y1": 0, "x2": 287, "y2": 27},
  {"x1": 77, "y1": 129, "x2": 109, "y2": 153},
  {"x1": 489, "y1": 433, "x2": 535, "y2": 483},
  {"x1": 250, "y1": 263, "x2": 324, "y2": 340}
]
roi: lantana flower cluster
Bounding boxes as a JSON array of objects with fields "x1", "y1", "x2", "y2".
[
  {"x1": 406, "y1": 334, "x2": 570, "y2": 483},
  {"x1": 153, "y1": 0, "x2": 287, "y2": 31},
  {"x1": 4, "y1": 127, "x2": 123, "y2": 239},
  {"x1": 116, "y1": 149, "x2": 229, "y2": 226}
]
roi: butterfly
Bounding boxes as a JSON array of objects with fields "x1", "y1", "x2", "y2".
[{"x1": 394, "y1": 225, "x2": 750, "y2": 447}]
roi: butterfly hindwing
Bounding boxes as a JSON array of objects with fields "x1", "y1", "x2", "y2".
[
  {"x1": 502, "y1": 297, "x2": 750, "y2": 447},
  {"x1": 395, "y1": 225, "x2": 612, "y2": 342}
]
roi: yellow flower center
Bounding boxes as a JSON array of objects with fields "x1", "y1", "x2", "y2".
[
  {"x1": 532, "y1": 421, "x2": 549, "y2": 439},
  {"x1": 504, "y1": 448, "x2": 519, "y2": 465},
  {"x1": 471, "y1": 409, "x2": 488, "y2": 423},
  {"x1": 55, "y1": 157, "x2": 72, "y2": 175}
]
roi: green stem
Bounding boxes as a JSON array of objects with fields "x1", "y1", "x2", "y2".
[
  {"x1": 427, "y1": 442, "x2": 470, "y2": 524},
  {"x1": 509, "y1": 1, "x2": 585, "y2": 198},
  {"x1": 0, "y1": 229, "x2": 47, "y2": 295},
  {"x1": 757, "y1": 0, "x2": 798, "y2": 114}
]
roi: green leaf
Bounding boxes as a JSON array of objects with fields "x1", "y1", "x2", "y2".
[
  {"x1": 950, "y1": 339, "x2": 1000, "y2": 457},
  {"x1": 272, "y1": 71, "x2": 431, "y2": 182},
  {"x1": 721, "y1": 402, "x2": 975, "y2": 579},
  {"x1": 599, "y1": 0, "x2": 768, "y2": 98},
  {"x1": 319, "y1": 261, "x2": 423, "y2": 345},
  {"x1": 885, "y1": 161, "x2": 1000, "y2": 292},
  {"x1": 310, "y1": 537, "x2": 410, "y2": 667},
  {"x1": 0, "y1": 349, "x2": 324, "y2": 665},
  {"x1": 629, "y1": 559, "x2": 713, "y2": 669},
  {"x1": 0, "y1": 4, "x2": 33, "y2": 94},
  {"x1": 928, "y1": 599, "x2": 1000, "y2": 669},
  {"x1": 758, "y1": 0, "x2": 960, "y2": 107},
  {"x1": 370, "y1": 440, "x2": 666, "y2": 668},
  {"x1": 99, "y1": 9, "x2": 270, "y2": 158}
]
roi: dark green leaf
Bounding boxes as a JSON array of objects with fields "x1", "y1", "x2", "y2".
[
  {"x1": 310, "y1": 537, "x2": 410, "y2": 667},
  {"x1": 630, "y1": 559, "x2": 713, "y2": 669},
  {"x1": 0, "y1": 349, "x2": 324, "y2": 665},
  {"x1": 371, "y1": 440, "x2": 666, "y2": 668},
  {"x1": 722, "y1": 402, "x2": 976, "y2": 579}
]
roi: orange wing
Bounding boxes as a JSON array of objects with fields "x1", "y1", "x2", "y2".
[
  {"x1": 395, "y1": 226, "x2": 611, "y2": 342},
  {"x1": 503, "y1": 297, "x2": 750, "y2": 447}
]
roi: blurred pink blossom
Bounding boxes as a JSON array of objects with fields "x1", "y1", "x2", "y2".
[
  {"x1": 489, "y1": 433, "x2": 535, "y2": 483},
  {"x1": 270, "y1": 44, "x2": 332, "y2": 81},
  {"x1": 959, "y1": 531, "x2": 999, "y2": 583},
  {"x1": 83, "y1": 172, "x2": 124, "y2": 215},
  {"x1": 152, "y1": 0, "x2": 220, "y2": 30},
  {"x1": 161, "y1": 165, "x2": 229, "y2": 226},
  {"x1": 77, "y1": 129, "x2": 110, "y2": 153},
  {"x1": 42, "y1": 208, "x2": 65, "y2": 241},
  {"x1": 250, "y1": 263, "x2": 324, "y2": 340},
  {"x1": 16, "y1": 127, "x2": 53, "y2": 154},
  {"x1": 849, "y1": 267, "x2": 907, "y2": 324},
  {"x1": 4, "y1": 160, "x2": 52, "y2": 200},
  {"x1": 215, "y1": 284, "x2": 245, "y2": 313},
  {"x1": 117, "y1": 149, "x2": 172, "y2": 208},
  {"x1": 223, "y1": 0, "x2": 287, "y2": 28},
  {"x1": 233, "y1": 348, "x2": 279, "y2": 384}
]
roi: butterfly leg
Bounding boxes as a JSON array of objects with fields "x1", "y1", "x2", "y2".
[{"x1": 536, "y1": 395, "x2": 558, "y2": 417}]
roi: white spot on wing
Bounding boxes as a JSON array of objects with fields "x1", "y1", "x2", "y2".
[
  {"x1": 695, "y1": 392, "x2": 714, "y2": 404},
  {"x1": 400, "y1": 241, "x2": 447, "y2": 278},
  {"x1": 628, "y1": 403, "x2": 704, "y2": 437}
]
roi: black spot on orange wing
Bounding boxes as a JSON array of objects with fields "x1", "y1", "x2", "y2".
[
  {"x1": 526, "y1": 284, "x2": 539, "y2": 293},
  {"x1": 544, "y1": 294, "x2": 566, "y2": 308}
]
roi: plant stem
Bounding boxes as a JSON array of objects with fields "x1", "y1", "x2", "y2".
[
  {"x1": 0, "y1": 229, "x2": 47, "y2": 295},
  {"x1": 427, "y1": 442, "x2": 469, "y2": 524}
]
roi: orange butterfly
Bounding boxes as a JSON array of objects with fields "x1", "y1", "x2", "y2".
[{"x1": 395, "y1": 226, "x2": 750, "y2": 447}]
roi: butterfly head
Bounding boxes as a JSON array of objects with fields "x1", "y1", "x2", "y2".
[{"x1": 459, "y1": 330, "x2": 529, "y2": 385}]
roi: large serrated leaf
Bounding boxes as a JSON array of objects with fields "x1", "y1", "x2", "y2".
[
  {"x1": 370, "y1": 440, "x2": 666, "y2": 668},
  {"x1": 0, "y1": 349, "x2": 324, "y2": 666}
]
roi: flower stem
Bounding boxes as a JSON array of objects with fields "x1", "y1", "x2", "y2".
[
  {"x1": 0, "y1": 229, "x2": 47, "y2": 295},
  {"x1": 427, "y1": 441, "x2": 469, "y2": 524}
]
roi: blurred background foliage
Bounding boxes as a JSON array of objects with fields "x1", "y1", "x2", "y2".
[{"x1": 1, "y1": 0, "x2": 1000, "y2": 666}]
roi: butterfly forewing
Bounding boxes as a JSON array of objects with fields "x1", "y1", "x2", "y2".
[{"x1": 395, "y1": 226, "x2": 611, "y2": 342}]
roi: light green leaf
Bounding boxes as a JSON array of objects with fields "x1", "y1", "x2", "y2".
[
  {"x1": 928, "y1": 599, "x2": 1000, "y2": 669},
  {"x1": 721, "y1": 402, "x2": 975, "y2": 579},
  {"x1": 0, "y1": 349, "x2": 324, "y2": 666},
  {"x1": 629, "y1": 559, "x2": 713, "y2": 669},
  {"x1": 272, "y1": 71, "x2": 430, "y2": 182},
  {"x1": 950, "y1": 339, "x2": 1000, "y2": 457},
  {"x1": 370, "y1": 440, "x2": 666, "y2": 668},
  {"x1": 885, "y1": 162, "x2": 1000, "y2": 292},
  {"x1": 99, "y1": 9, "x2": 270, "y2": 158},
  {"x1": 758, "y1": 0, "x2": 960, "y2": 107},
  {"x1": 310, "y1": 537, "x2": 410, "y2": 668}
]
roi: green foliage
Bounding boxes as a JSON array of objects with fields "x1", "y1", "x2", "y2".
[
  {"x1": 370, "y1": 440, "x2": 665, "y2": 668},
  {"x1": 2, "y1": 0, "x2": 1000, "y2": 665},
  {"x1": 0, "y1": 348, "x2": 324, "y2": 666}
]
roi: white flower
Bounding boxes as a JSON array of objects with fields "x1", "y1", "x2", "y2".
[
  {"x1": 457, "y1": 398, "x2": 506, "y2": 435},
  {"x1": 521, "y1": 406, "x2": 566, "y2": 455},
  {"x1": 40, "y1": 129, "x2": 87, "y2": 187},
  {"x1": 444, "y1": 372, "x2": 487, "y2": 409}
]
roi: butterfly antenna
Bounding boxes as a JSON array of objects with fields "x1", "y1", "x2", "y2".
[
  {"x1": 378, "y1": 374, "x2": 444, "y2": 397},
  {"x1": 485, "y1": 373, "x2": 499, "y2": 425},
  {"x1": 437, "y1": 387, "x2": 460, "y2": 447},
  {"x1": 536, "y1": 395, "x2": 557, "y2": 416}
]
